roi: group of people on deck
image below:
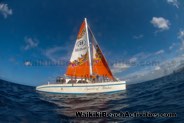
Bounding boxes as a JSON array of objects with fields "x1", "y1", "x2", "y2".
[{"x1": 56, "y1": 74, "x2": 112, "y2": 84}]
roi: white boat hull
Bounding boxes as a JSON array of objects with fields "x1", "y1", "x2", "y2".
[{"x1": 36, "y1": 81, "x2": 126, "y2": 94}]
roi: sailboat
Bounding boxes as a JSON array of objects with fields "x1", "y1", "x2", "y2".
[{"x1": 36, "y1": 18, "x2": 126, "y2": 94}]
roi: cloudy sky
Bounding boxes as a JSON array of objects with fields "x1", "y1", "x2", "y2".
[{"x1": 0, "y1": 0, "x2": 184, "y2": 86}]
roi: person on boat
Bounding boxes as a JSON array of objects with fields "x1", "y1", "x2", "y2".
[
  {"x1": 84, "y1": 75, "x2": 87, "y2": 82},
  {"x1": 96, "y1": 75, "x2": 99, "y2": 82},
  {"x1": 102, "y1": 75, "x2": 105, "y2": 82}
]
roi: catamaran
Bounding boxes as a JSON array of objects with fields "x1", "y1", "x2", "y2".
[{"x1": 36, "y1": 18, "x2": 126, "y2": 94}]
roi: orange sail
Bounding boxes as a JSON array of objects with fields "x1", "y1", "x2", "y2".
[
  {"x1": 90, "y1": 28, "x2": 114, "y2": 80},
  {"x1": 65, "y1": 21, "x2": 90, "y2": 78}
]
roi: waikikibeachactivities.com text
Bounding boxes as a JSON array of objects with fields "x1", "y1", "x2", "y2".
[{"x1": 76, "y1": 111, "x2": 177, "y2": 118}]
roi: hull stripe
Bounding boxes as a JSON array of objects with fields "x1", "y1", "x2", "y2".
[
  {"x1": 36, "y1": 83, "x2": 126, "y2": 89},
  {"x1": 37, "y1": 90, "x2": 125, "y2": 94}
]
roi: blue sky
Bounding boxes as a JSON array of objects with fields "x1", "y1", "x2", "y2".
[{"x1": 0, "y1": 0, "x2": 184, "y2": 86}]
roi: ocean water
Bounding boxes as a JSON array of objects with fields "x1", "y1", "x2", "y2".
[{"x1": 0, "y1": 73, "x2": 184, "y2": 123}]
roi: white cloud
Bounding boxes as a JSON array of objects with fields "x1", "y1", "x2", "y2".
[
  {"x1": 155, "y1": 49, "x2": 165, "y2": 55},
  {"x1": 123, "y1": 54, "x2": 184, "y2": 84},
  {"x1": 44, "y1": 46, "x2": 68, "y2": 62},
  {"x1": 133, "y1": 34, "x2": 144, "y2": 40},
  {"x1": 111, "y1": 63, "x2": 130, "y2": 73},
  {"x1": 169, "y1": 43, "x2": 176, "y2": 50},
  {"x1": 167, "y1": 0, "x2": 179, "y2": 8},
  {"x1": 119, "y1": 35, "x2": 184, "y2": 84},
  {"x1": 24, "y1": 61, "x2": 32, "y2": 66},
  {"x1": 178, "y1": 30, "x2": 184, "y2": 39},
  {"x1": 129, "y1": 57, "x2": 137, "y2": 62},
  {"x1": 155, "y1": 66, "x2": 161, "y2": 70},
  {"x1": 24, "y1": 37, "x2": 39, "y2": 50},
  {"x1": 122, "y1": 67, "x2": 156, "y2": 84},
  {"x1": 181, "y1": 42, "x2": 184, "y2": 51},
  {"x1": 151, "y1": 17, "x2": 170, "y2": 31},
  {"x1": 0, "y1": 3, "x2": 12, "y2": 18},
  {"x1": 178, "y1": 30, "x2": 184, "y2": 50},
  {"x1": 132, "y1": 52, "x2": 152, "y2": 61}
]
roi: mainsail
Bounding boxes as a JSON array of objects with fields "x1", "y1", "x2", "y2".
[
  {"x1": 89, "y1": 27, "x2": 115, "y2": 80},
  {"x1": 66, "y1": 19, "x2": 92, "y2": 78},
  {"x1": 66, "y1": 18, "x2": 114, "y2": 80}
]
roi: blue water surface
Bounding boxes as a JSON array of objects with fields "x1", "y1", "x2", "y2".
[{"x1": 0, "y1": 73, "x2": 184, "y2": 123}]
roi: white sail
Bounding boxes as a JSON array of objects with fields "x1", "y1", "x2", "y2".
[
  {"x1": 66, "y1": 20, "x2": 91, "y2": 77},
  {"x1": 70, "y1": 21, "x2": 88, "y2": 62}
]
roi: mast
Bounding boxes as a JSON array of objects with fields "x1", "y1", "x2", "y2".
[{"x1": 85, "y1": 18, "x2": 93, "y2": 76}]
